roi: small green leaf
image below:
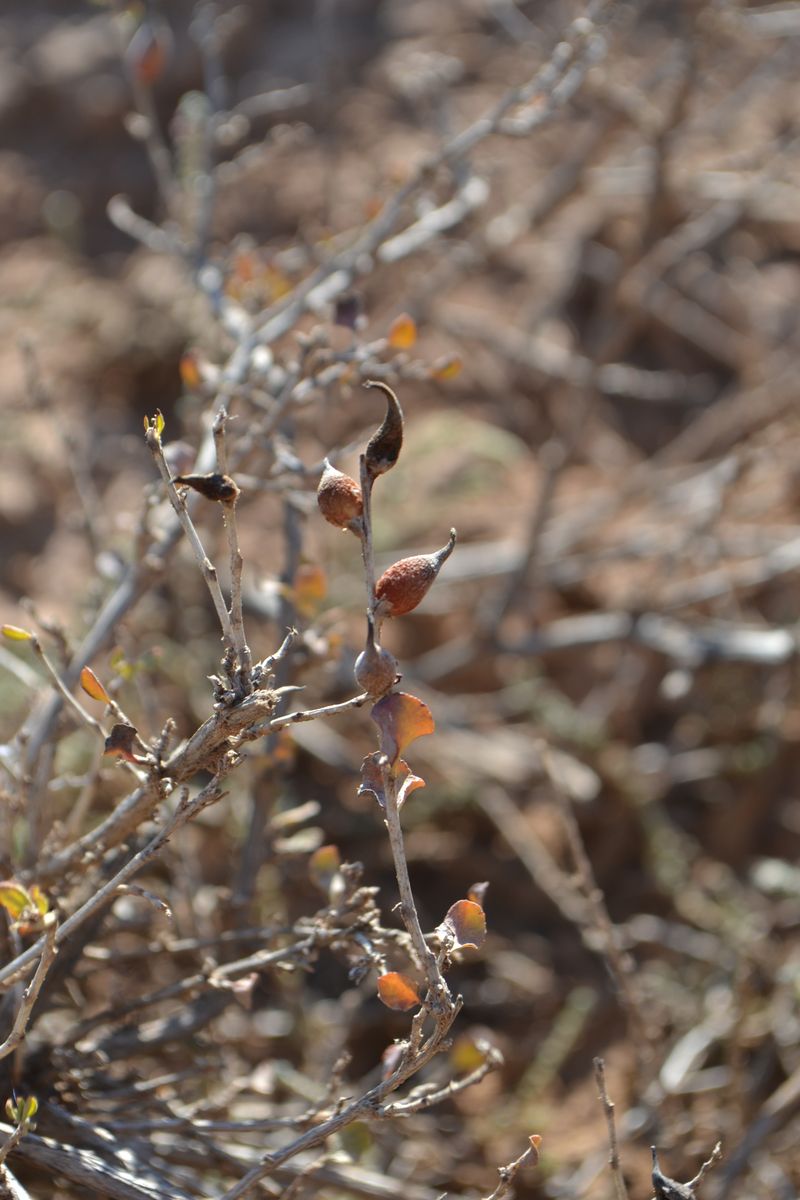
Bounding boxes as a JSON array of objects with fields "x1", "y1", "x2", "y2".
[{"x1": 20, "y1": 1095, "x2": 38, "y2": 1123}]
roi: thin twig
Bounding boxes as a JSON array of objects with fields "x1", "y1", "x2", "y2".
[
  {"x1": 593, "y1": 1058, "x2": 629, "y2": 1200},
  {"x1": 540, "y1": 742, "x2": 653, "y2": 1066},
  {"x1": 381, "y1": 762, "x2": 448, "y2": 1004},
  {"x1": 0, "y1": 915, "x2": 57, "y2": 1062},
  {"x1": 146, "y1": 422, "x2": 234, "y2": 646},
  {"x1": 213, "y1": 408, "x2": 252, "y2": 693}
]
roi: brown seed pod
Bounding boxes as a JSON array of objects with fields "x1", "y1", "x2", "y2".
[
  {"x1": 375, "y1": 529, "x2": 456, "y2": 618},
  {"x1": 354, "y1": 629, "x2": 398, "y2": 697},
  {"x1": 172, "y1": 473, "x2": 240, "y2": 503},
  {"x1": 317, "y1": 460, "x2": 363, "y2": 532},
  {"x1": 364, "y1": 380, "x2": 403, "y2": 479}
]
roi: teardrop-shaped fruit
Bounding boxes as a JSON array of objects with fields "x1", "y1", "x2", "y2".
[
  {"x1": 375, "y1": 529, "x2": 456, "y2": 618},
  {"x1": 317, "y1": 460, "x2": 363, "y2": 532},
  {"x1": 354, "y1": 628, "x2": 397, "y2": 696}
]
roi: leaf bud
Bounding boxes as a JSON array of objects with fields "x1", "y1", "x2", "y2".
[
  {"x1": 375, "y1": 529, "x2": 456, "y2": 619},
  {"x1": 317, "y1": 460, "x2": 363, "y2": 532}
]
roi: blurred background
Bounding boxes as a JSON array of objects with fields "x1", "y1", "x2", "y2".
[{"x1": 2, "y1": 2, "x2": 800, "y2": 1198}]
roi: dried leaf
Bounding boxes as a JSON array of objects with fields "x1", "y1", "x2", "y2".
[
  {"x1": 172, "y1": 473, "x2": 240, "y2": 503},
  {"x1": 179, "y1": 352, "x2": 202, "y2": 390},
  {"x1": 396, "y1": 760, "x2": 426, "y2": 808},
  {"x1": 103, "y1": 723, "x2": 142, "y2": 763},
  {"x1": 377, "y1": 972, "x2": 421, "y2": 1012},
  {"x1": 370, "y1": 692, "x2": 434, "y2": 765},
  {"x1": 358, "y1": 752, "x2": 386, "y2": 807},
  {"x1": 388, "y1": 313, "x2": 417, "y2": 349},
  {"x1": 467, "y1": 881, "x2": 490, "y2": 907},
  {"x1": 358, "y1": 754, "x2": 426, "y2": 809},
  {"x1": 80, "y1": 666, "x2": 110, "y2": 704},
  {"x1": 431, "y1": 354, "x2": 462, "y2": 381},
  {"x1": 309, "y1": 844, "x2": 341, "y2": 893},
  {"x1": 1, "y1": 625, "x2": 33, "y2": 642},
  {"x1": 440, "y1": 899, "x2": 486, "y2": 951},
  {"x1": 292, "y1": 564, "x2": 327, "y2": 617}
]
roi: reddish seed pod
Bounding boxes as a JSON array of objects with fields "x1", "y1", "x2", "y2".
[
  {"x1": 375, "y1": 529, "x2": 456, "y2": 618},
  {"x1": 317, "y1": 460, "x2": 363, "y2": 532}
]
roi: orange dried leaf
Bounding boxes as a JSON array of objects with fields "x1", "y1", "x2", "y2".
[
  {"x1": 388, "y1": 313, "x2": 417, "y2": 350},
  {"x1": 431, "y1": 355, "x2": 462, "y2": 381},
  {"x1": 377, "y1": 972, "x2": 420, "y2": 1012},
  {"x1": 0, "y1": 881, "x2": 32, "y2": 920},
  {"x1": 1, "y1": 625, "x2": 33, "y2": 642},
  {"x1": 309, "y1": 844, "x2": 341, "y2": 893},
  {"x1": 293, "y1": 564, "x2": 327, "y2": 617},
  {"x1": 179, "y1": 352, "x2": 202, "y2": 391},
  {"x1": 441, "y1": 899, "x2": 486, "y2": 951},
  {"x1": 370, "y1": 692, "x2": 434, "y2": 765},
  {"x1": 80, "y1": 666, "x2": 110, "y2": 705}
]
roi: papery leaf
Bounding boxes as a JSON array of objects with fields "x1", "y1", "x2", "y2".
[
  {"x1": 103, "y1": 723, "x2": 142, "y2": 762},
  {"x1": 1, "y1": 625, "x2": 33, "y2": 642},
  {"x1": 358, "y1": 752, "x2": 386, "y2": 808},
  {"x1": 0, "y1": 881, "x2": 32, "y2": 920},
  {"x1": 309, "y1": 844, "x2": 341, "y2": 893},
  {"x1": 179, "y1": 351, "x2": 202, "y2": 390},
  {"x1": 388, "y1": 313, "x2": 417, "y2": 349},
  {"x1": 431, "y1": 355, "x2": 462, "y2": 381},
  {"x1": 80, "y1": 666, "x2": 110, "y2": 704},
  {"x1": 172, "y1": 472, "x2": 239, "y2": 502},
  {"x1": 370, "y1": 692, "x2": 434, "y2": 765},
  {"x1": 293, "y1": 563, "x2": 327, "y2": 617},
  {"x1": 467, "y1": 881, "x2": 489, "y2": 907},
  {"x1": 440, "y1": 899, "x2": 486, "y2": 951},
  {"x1": 377, "y1": 972, "x2": 421, "y2": 1012},
  {"x1": 529, "y1": 1134, "x2": 542, "y2": 1162},
  {"x1": 396, "y1": 759, "x2": 425, "y2": 808}
]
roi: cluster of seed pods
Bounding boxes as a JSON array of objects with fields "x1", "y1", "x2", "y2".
[{"x1": 317, "y1": 381, "x2": 456, "y2": 697}]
